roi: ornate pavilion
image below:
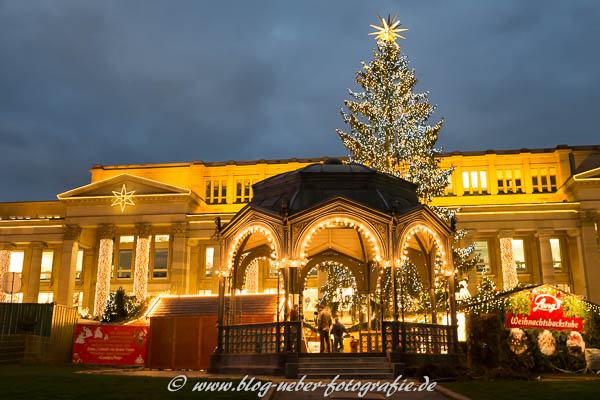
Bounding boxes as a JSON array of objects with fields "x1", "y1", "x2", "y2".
[{"x1": 208, "y1": 159, "x2": 458, "y2": 374}]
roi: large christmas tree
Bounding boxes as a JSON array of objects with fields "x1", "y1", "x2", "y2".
[{"x1": 336, "y1": 15, "x2": 477, "y2": 292}]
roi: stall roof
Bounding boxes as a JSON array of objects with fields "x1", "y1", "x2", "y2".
[{"x1": 145, "y1": 294, "x2": 277, "y2": 318}]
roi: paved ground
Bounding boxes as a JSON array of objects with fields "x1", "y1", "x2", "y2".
[{"x1": 79, "y1": 368, "x2": 451, "y2": 399}]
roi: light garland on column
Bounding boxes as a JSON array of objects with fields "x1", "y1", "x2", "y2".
[
  {"x1": 93, "y1": 238, "x2": 114, "y2": 317},
  {"x1": 133, "y1": 236, "x2": 150, "y2": 303},
  {"x1": 0, "y1": 250, "x2": 10, "y2": 302},
  {"x1": 500, "y1": 237, "x2": 518, "y2": 290},
  {"x1": 300, "y1": 218, "x2": 382, "y2": 261}
]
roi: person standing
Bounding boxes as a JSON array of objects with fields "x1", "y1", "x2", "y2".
[
  {"x1": 317, "y1": 307, "x2": 332, "y2": 353},
  {"x1": 332, "y1": 318, "x2": 348, "y2": 353}
]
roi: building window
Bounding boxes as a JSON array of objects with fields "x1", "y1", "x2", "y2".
[
  {"x1": 40, "y1": 251, "x2": 54, "y2": 281},
  {"x1": 73, "y1": 292, "x2": 83, "y2": 312},
  {"x1": 497, "y1": 169, "x2": 523, "y2": 194},
  {"x1": 155, "y1": 234, "x2": 170, "y2": 243},
  {"x1": 38, "y1": 292, "x2": 54, "y2": 303},
  {"x1": 151, "y1": 234, "x2": 169, "y2": 279},
  {"x1": 269, "y1": 263, "x2": 279, "y2": 277},
  {"x1": 205, "y1": 247, "x2": 214, "y2": 277},
  {"x1": 462, "y1": 170, "x2": 488, "y2": 195},
  {"x1": 444, "y1": 172, "x2": 454, "y2": 196},
  {"x1": 9, "y1": 251, "x2": 25, "y2": 279},
  {"x1": 120, "y1": 235, "x2": 134, "y2": 243},
  {"x1": 235, "y1": 179, "x2": 253, "y2": 203},
  {"x1": 473, "y1": 241, "x2": 491, "y2": 274},
  {"x1": 117, "y1": 249, "x2": 133, "y2": 279},
  {"x1": 556, "y1": 283, "x2": 571, "y2": 293},
  {"x1": 75, "y1": 250, "x2": 83, "y2": 280},
  {"x1": 550, "y1": 238, "x2": 562, "y2": 270},
  {"x1": 531, "y1": 167, "x2": 557, "y2": 193},
  {"x1": 205, "y1": 179, "x2": 227, "y2": 204},
  {"x1": 152, "y1": 249, "x2": 168, "y2": 278},
  {"x1": 511, "y1": 239, "x2": 526, "y2": 271}
]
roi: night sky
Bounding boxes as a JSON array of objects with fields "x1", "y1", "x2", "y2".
[{"x1": 1, "y1": 1, "x2": 599, "y2": 202}]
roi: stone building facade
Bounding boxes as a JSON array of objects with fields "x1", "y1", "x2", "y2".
[{"x1": 0, "y1": 145, "x2": 599, "y2": 313}]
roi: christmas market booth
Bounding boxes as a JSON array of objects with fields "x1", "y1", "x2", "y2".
[
  {"x1": 459, "y1": 284, "x2": 600, "y2": 374},
  {"x1": 209, "y1": 159, "x2": 460, "y2": 377}
]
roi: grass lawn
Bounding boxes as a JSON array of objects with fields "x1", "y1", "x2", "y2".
[
  {"x1": 443, "y1": 379, "x2": 600, "y2": 400},
  {"x1": 0, "y1": 364, "x2": 263, "y2": 400}
]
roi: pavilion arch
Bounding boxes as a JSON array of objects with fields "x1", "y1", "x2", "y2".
[
  {"x1": 293, "y1": 213, "x2": 386, "y2": 263},
  {"x1": 297, "y1": 249, "x2": 368, "y2": 293},
  {"x1": 234, "y1": 244, "x2": 274, "y2": 290},
  {"x1": 225, "y1": 221, "x2": 282, "y2": 276},
  {"x1": 396, "y1": 220, "x2": 451, "y2": 275}
]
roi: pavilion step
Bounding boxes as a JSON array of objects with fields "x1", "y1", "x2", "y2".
[
  {"x1": 301, "y1": 372, "x2": 395, "y2": 379},
  {"x1": 298, "y1": 362, "x2": 390, "y2": 368},
  {"x1": 298, "y1": 367, "x2": 393, "y2": 374}
]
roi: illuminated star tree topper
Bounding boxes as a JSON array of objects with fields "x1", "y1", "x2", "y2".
[{"x1": 368, "y1": 13, "x2": 408, "y2": 45}]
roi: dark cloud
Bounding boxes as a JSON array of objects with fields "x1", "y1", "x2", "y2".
[{"x1": 0, "y1": 1, "x2": 598, "y2": 201}]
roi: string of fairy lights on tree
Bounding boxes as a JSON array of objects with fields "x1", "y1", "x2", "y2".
[{"x1": 336, "y1": 14, "x2": 478, "y2": 286}]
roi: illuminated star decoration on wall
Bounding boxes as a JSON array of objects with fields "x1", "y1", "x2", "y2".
[
  {"x1": 369, "y1": 14, "x2": 408, "y2": 45},
  {"x1": 111, "y1": 184, "x2": 135, "y2": 212}
]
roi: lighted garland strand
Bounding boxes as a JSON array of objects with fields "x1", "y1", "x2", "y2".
[
  {"x1": 133, "y1": 236, "x2": 150, "y2": 303},
  {"x1": 93, "y1": 238, "x2": 113, "y2": 317},
  {"x1": 0, "y1": 250, "x2": 10, "y2": 302}
]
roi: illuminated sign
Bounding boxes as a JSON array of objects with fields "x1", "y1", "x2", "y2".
[{"x1": 506, "y1": 292, "x2": 583, "y2": 332}]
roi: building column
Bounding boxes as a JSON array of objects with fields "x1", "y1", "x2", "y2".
[
  {"x1": 463, "y1": 235, "x2": 478, "y2": 295},
  {"x1": 498, "y1": 230, "x2": 518, "y2": 290},
  {"x1": 578, "y1": 211, "x2": 600, "y2": 303},
  {"x1": 55, "y1": 225, "x2": 81, "y2": 306},
  {"x1": 188, "y1": 243, "x2": 200, "y2": 294},
  {"x1": 170, "y1": 222, "x2": 187, "y2": 295},
  {"x1": 133, "y1": 223, "x2": 151, "y2": 303},
  {"x1": 567, "y1": 231, "x2": 586, "y2": 296},
  {"x1": 537, "y1": 230, "x2": 556, "y2": 285},
  {"x1": 24, "y1": 242, "x2": 44, "y2": 303},
  {"x1": 94, "y1": 224, "x2": 115, "y2": 317},
  {"x1": 0, "y1": 244, "x2": 13, "y2": 302},
  {"x1": 81, "y1": 250, "x2": 95, "y2": 314}
]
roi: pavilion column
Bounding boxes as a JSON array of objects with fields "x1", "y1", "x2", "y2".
[
  {"x1": 578, "y1": 211, "x2": 600, "y2": 303},
  {"x1": 0, "y1": 244, "x2": 13, "y2": 302},
  {"x1": 170, "y1": 222, "x2": 187, "y2": 295},
  {"x1": 94, "y1": 224, "x2": 115, "y2": 317},
  {"x1": 133, "y1": 223, "x2": 151, "y2": 302},
  {"x1": 537, "y1": 230, "x2": 556, "y2": 285},
  {"x1": 24, "y1": 242, "x2": 44, "y2": 303},
  {"x1": 55, "y1": 225, "x2": 81, "y2": 306},
  {"x1": 498, "y1": 230, "x2": 518, "y2": 290}
]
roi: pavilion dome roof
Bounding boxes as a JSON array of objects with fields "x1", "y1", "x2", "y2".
[{"x1": 249, "y1": 158, "x2": 420, "y2": 215}]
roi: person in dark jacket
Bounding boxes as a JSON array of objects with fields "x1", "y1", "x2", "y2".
[
  {"x1": 331, "y1": 318, "x2": 348, "y2": 352},
  {"x1": 317, "y1": 307, "x2": 332, "y2": 353}
]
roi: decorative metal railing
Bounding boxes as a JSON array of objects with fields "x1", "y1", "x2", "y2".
[
  {"x1": 382, "y1": 321, "x2": 457, "y2": 354},
  {"x1": 218, "y1": 322, "x2": 302, "y2": 354},
  {"x1": 359, "y1": 331, "x2": 381, "y2": 352}
]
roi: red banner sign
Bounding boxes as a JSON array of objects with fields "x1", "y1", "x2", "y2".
[
  {"x1": 72, "y1": 324, "x2": 149, "y2": 365},
  {"x1": 506, "y1": 292, "x2": 583, "y2": 331}
]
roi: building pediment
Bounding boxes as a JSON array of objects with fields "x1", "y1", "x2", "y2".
[
  {"x1": 573, "y1": 167, "x2": 600, "y2": 181},
  {"x1": 57, "y1": 174, "x2": 191, "y2": 199}
]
